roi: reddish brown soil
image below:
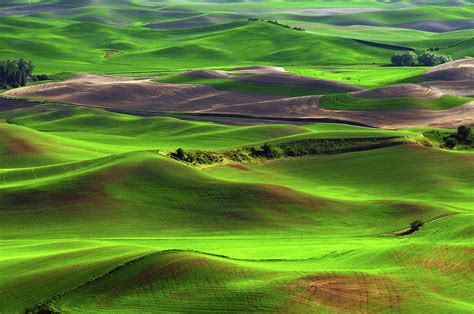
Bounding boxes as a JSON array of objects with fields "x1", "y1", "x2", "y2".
[
  {"x1": 284, "y1": 273, "x2": 408, "y2": 312},
  {"x1": 5, "y1": 73, "x2": 474, "y2": 129},
  {"x1": 6, "y1": 137, "x2": 40, "y2": 155}
]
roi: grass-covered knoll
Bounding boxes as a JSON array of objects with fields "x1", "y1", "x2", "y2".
[
  {"x1": 156, "y1": 74, "x2": 341, "y2": 96},
  {"x1": 320, "y1": 93, "x2": 471, "y2": 110},
  {"x1": 0, "y1": 17, "x2": 408, "y2": 74},
  {"x1": 1, "y1": 1, "x2": 474, "y2": 311},
  {"x1": 0, "y1": 104, "x2": 473, "y2": 312},
  {"x1": 287, "y1": 65, "x2": 429, "y2": 88},
  {"x1": 206, "y1": 144, "x2": 474, "y2": 209},
  {"x1": 5, "y1": 105, "x2": 311, "y2": 150},
  {"x1": 0, "y1": 0, "x2": 473, "y2": 76},
  {"x1": 6, "y1": 104, "x2": 415, "y2": 151}
]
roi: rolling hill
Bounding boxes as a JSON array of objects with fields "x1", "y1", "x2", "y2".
[{"x1": 1, "y1": 1, "x2": 473, "y2": 312}]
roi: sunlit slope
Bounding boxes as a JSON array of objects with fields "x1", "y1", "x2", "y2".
[
  {"x1": 0, "y1": 123, "x2": 104, "y2": 168},
  {"x1": 3, "y1": 234, "x2": 472, "y2": 313},
  {"x1": 6, "y1": 105, "x2": 312, "y2": 150},
  {"x1": 0, "y1": 18, "x2": 402, "y2": 73},
  {"x1": 0, "y1": 106, "x2": 472, "y2": 313},
  {"x1": 206, "y1": 144, "x2": 474, "y2": 210},
  {"x1": 0, "y1": 240, "x2": 152, "y2": 313},
  {"x1": 2, "y1": 149, "x2": 449, "y2": 239}
]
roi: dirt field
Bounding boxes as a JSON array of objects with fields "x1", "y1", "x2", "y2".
[{"x1": 4, "y1": 72, "x2": 474, "y2": 129}]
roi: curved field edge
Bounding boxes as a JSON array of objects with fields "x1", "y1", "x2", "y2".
[
  {"x1": 5, "y1": 239, "x2": 472, "y2": 313},
  {"x1": 320, "y1": 93, "x2": 472, "y2": 110}
]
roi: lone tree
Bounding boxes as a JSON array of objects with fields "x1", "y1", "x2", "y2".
[
  {"x1": 174, "y1": 148, "x2": 186, "y2": 160},
  {"x1": 457, "y1": 125, "x2": 472, "y2": 143}
]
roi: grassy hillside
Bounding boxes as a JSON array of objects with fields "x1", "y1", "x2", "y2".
[
  {"x1": 0, "y1": 17, "x2": 406, "y2": 74},
  {"x1": 1, "y1": 1, "x2": 474, "y2": 312},
  {"x1": 0, "y1": 105, "x2": 472, "y2": 312}
]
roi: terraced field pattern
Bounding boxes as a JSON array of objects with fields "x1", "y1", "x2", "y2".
[{"x1": 0, "y1": 0, "x2": 473, "y2": 313}]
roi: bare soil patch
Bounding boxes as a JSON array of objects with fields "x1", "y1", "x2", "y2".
[
  {"x1": 284, "y1": 272, "x2": 408, "y2": 312},
  {"x1": 245, "y1": 8, "x2": 384, "y2": 15},
  {"x1": 4, "y1": 74, "x2": 282, "y2": 113},
  {"x1": 6, "y1": 73, "x2": 474, "y2": 129},
  {"x1": 423, "y1": 58, "x2": 474, "y2": 81},
  {"x1": 396, "y1": 19, "x2": 474, "y2": 32},
  {"x1": 420, "y1": 80, "x2": 474, "y2": 96}
]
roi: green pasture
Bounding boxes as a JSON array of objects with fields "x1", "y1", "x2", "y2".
[
  {"x1": 0, "y1": 0, "x2": 474, "y2": 312},
  {"x1": 319, "y1": 93, "x2": 472, "y2": 110},
  {"x1": 0, "y1": 104, "x2": 472, "y2": 312}
]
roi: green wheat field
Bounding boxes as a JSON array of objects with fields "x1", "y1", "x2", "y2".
[{"x1": 0, "y1": 0, "x2": 473, "y2": 313}]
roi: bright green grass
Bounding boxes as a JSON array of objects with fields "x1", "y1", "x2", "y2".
[
  {"x1": 1, "y1": 1, "x2": 474, "y2": 311},
  {"x1": 0, "y1": 105, "x2": 472, "y2": 312},
  {"x1": 0, "y1": 17, "x2": 402, "y2": 74},
  {"x1": 5, "y1": 105, "x2": 411, "y2": 152},
  {"x1": 319, "y1": 93, "x2": 472, "y2": 110},
  {"x1": 286, "y1": 65, "x2": 429, "y2": 88},
  {"x1": 0, "y1": 0, "x2": 473, "y2": 76}
]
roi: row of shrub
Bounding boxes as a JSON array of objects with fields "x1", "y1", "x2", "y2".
[
  {"x1": 247, "y1": 18, "x2": 304, "y2": 31},
  {"x1": 170, "y1": 148, "x2": 251, "y2": 165},
  {"x1": 391, "y1": 52, "x2": 452, "y2": 66},
  {"x1": 170, "y1": 137, "x2": 405, "y2": 165}
]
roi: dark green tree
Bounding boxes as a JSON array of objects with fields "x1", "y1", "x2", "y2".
[
  {"x1": 391, "y1": 52, "x2": 418, "y2": 66},
  {"x1": 418, "y1": 53, "x2": 438, "y2": 66},
  {"x1": 457, "y1": 125, "x2": 472, "y2": 143},
  {"x1": 437, "y1": 55, "x2": 452, "y2": 64}
]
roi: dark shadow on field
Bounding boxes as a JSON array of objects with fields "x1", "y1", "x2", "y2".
[{"x1": 0, "y1": 97, "x2": 41, "y2": 112}]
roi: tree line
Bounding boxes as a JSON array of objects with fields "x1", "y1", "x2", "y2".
[
  {"x1": 0, "y1": 58, "x2": 35, "y2": 89},
  {"x1": 391, "y1": 51, "x2": 452, "y2": 66}
]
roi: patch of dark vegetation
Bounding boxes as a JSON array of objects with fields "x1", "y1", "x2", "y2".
[
  {"x1": 170, "y1": 147, "x2": 252, "y2": 165},
  {"x1": 391, "y1": 51, "x2": 452, "y2": 66},
  {"x1": 424, "y1": 125, "x2": 473, "y2": 149},
  {"x1": 247, "y1": 18, "x2": 304, "y2": 31},
  {"x1": 0, "y1": 97, "x2": 41, "y2": 112},
  {"x1": 395, "y1": 220, "x2": 424, "y2": 236},
  {"x1": 31, "y1": 72, "x2": 76, "y2": 83},
  {"x1": 0, "y1": 58, "x2": 34, "y2": 89},
  {"x1": 354, "y1": 39, "x2": 413, "y2": 51},
  {"x1": 24, "y1": 305, "x2": 60, "y2": 314},
  {"x1": 170, "y1": 137, "x2": 406, "y2": 165},
  {"x1": 32, "y1": 74, "x2": 51, "y2": 81}
]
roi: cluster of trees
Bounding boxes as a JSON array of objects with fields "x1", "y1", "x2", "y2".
[
  {"x1": 444, "y1": 125, "x2": 472, "y2": 149},
  {"x1": 250, "y1": 143, "x2": 283, "y2": 158},
  {"x1": 0, "y1": 58, "x2": 35, "y2": 89},
  {"x1": 247, "y1": 18, "x2": 304, "y2": 31},
  {"x1": 391, "y1": 52, "x2": 452, "y2": 66}
]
